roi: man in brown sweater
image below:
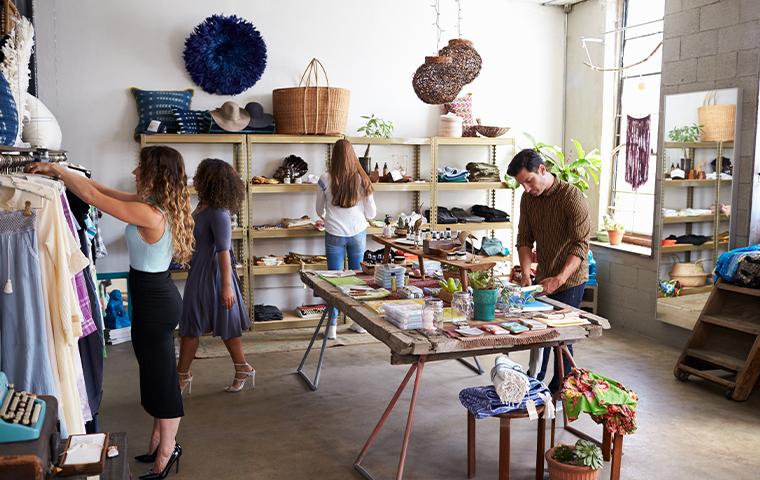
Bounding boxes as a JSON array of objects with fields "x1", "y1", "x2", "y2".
[{"x1": 507, "y1": 148, "x2": 591, "y2": 391}]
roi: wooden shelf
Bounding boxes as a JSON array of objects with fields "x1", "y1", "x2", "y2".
[
  {"x1": 247, "y1": 134, "x2": 342, "y2": 144},
  {"x1": 250, "y1": 226, "x2": 383, "y2": 239},
  {"x1": 252, "y1": 311, "x2": 325, "y2": 331},
  {"x1": 171, "y1": 265, "x2": 244, "y2": 280},
  {"x1": 431, "y1": 222, "x2": 512, "y2": 231},
  {"x1": 701, "y1": 314, "x2": 760, "y2": 335},
  {"x1": 231, "y1": 228, "x2": 245, "y2": 240},
  {"x1": 663, "y1": 141, "x2": 734, "y2": 149},
  {"x1": 141, "y1": 134, "x2": 246, "y2": 144},
  {"x1": 716, "y1": 282, "x2": 760, "y2": 298},
  {"x1": 344, "y1": 136, "x2": 431, "y2": 145},
  {"x1": 435, "y1": 137, "x2": 515, "y2": 146},
  {"x1": 661, "y1": 241, "x2": 728, "y2": 253},
  {"x1": 437, "y1": 182, "x2": 511, "y2": 191},
  {"x1": 686, "y1": 347, "x2": 744, "y2": 372},
  {"x1": 251, "y1": 263, "x2": 328, "y2": 275},
  {"x1": 250, "y1": 183, "x2": 318, "y2": 193},
  {"x1": 663, "y1": 179, "x2": 732, "y2": 187},
  {"x1": 373, "y1": 182, "x2": 433, "y2": 192},
  {"x1": 663, "y1": 214, "x2": 730, "y2": 224}
]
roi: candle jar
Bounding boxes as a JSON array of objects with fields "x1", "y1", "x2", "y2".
[{"x1": 422, "y1": 298, "x2": 444, "y2": 333}]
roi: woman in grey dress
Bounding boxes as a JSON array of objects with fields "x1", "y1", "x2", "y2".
[{"x1": 177, "y1": 158, "x2": 253, "y2": 393}]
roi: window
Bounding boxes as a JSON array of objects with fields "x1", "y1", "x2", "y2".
[{"x1": 607, "y1": 0, "x2": 665, "y2": 236}]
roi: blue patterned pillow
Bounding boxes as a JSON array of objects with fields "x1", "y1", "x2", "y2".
[
  {"x1": 0, "y1": 72, "x2": 18, "y2": 146},
  {"x1": 172, "y1": 108, "x2": 211, "y2": 134},
  {"x1": 131, "y1": 88, "x2": 193, "y2": 139}
]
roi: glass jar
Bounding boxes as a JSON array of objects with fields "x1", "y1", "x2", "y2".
[
  {"x1": 422, "y1": 298, "x2": 444, "y2": 332},
  {"x1": 451, "y1": 291, "x2": 473, "y2": 326}
]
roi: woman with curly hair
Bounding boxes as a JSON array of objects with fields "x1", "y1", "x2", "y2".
[
  {"x1": 177, "y1": 158, "x2": 252, "y2": 395},
  {"x1": 28, "y1": 145, "x2": 194, "y2": 479}
]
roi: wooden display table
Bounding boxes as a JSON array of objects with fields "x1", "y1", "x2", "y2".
[{"x1": 370, "y1": 234, "x2": 496, "y2": 289}]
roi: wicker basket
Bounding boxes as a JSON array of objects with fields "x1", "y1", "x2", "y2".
[
  {"x1": 273, "y1": 58, "x2": 350, "y2": 135},
  {"x1": 698, "y1": 92, "x2": 735, "y2": 142}
]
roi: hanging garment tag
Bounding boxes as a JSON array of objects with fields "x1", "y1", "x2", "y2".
[
  {"x1": 540, "y1": 392, "x2": 556, "y2": 420},
  {"x1": 3, "y1": 278, "x2": 12, "y2": 294},
  {"x1": 525, "y1": 399, "x2": 538, "y2": 420},
  {"x1": 147, "y1": 120, "x2": 162, "y2": 132}
]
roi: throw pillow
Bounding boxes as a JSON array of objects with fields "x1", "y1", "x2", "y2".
[
  {"x1": 444, "y1": 94, "x2": 476, "y2": 137},
  {"x1": 172, "y1": 107, "x2": 211, "y2": 134},
  {"x1": 130, "y1": 88, "x2": 193, "y2": 139},
  {"x1": 0, "y1": 71, "x2": 18, "y2": 146}
]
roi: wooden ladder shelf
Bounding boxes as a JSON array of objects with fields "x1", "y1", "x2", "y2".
[{"x1": 674, "y1": 279, "x2": 760, "y2": 401}]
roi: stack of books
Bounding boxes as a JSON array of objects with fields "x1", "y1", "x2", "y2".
[
  {"x1": 374, "y1": 264, "x2": 407, "y2": 289},
  {"x1": 106, "y1": 327, "x2": 131, "y2": 345},
  {"x1": 532, "y1": 310, "x2": 590, "y2": 327}
]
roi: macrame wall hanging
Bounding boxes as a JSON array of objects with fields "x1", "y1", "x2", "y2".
[{"x1": 625, "y1": 115, "x2": 651, "y2": 190}]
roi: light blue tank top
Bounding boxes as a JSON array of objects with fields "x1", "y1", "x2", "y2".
[{"x1": 125, "y1": 219, "x2": 173, "y2": 273}]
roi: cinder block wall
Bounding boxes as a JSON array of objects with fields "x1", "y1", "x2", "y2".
[{"x1": 591, "y1": 0, "x2": 759, "y2": 347}]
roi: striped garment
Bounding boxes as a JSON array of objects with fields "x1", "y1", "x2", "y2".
[{"x1": 515, "y1": 176, "x2": 591, "y2": 291}]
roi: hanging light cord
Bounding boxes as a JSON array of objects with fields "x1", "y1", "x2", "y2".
[
  {"x1": 432, "y1": 0, "x2": 444, "y2": 52},
  {"x1": 456, "y1": 0, "x2": 463, "y2": 38}
]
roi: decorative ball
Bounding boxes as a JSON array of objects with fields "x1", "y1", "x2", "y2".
[
  {"x1": 22, "y1": 95, "x2": 62, "y2": 149},
  {"x1": 412, "y1": 56, "x2": 463, "y2": 105},
  {"x1": 439, "y1": 39, "x2": 482, "y2": 86},
  {"x1": 183, "y1": 14, "x2": 268, "y2": 95}
]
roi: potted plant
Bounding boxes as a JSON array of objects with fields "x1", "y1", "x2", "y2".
[
  {"x1": 603, "y1": 214, "x2": 625, "y2": 246},
  {"x1": 356, "y1": 114, "x2": 394, "y2": 174},
  {"x1": 667, "y1": 123, "x2": 701, "y2": 172},
  {"x1": 507, "y1": 134, "x2": 602, "y2": 195},
  {"x1": 468, "y1": 270, "x2": 498, "y2": 321},
  {"x1": 437, "y1": 277, "x2": 462, "y2": 303},
  {"x1": 546, "y1": 440, "x2": 603, "y2": 480}
]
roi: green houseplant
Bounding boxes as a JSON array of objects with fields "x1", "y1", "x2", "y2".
[
  {"x1": 357, "y1": 114, "x2": 394, "y2": 174},
  {"x1": 468, "y1": 270, "x2": 498, "y2": 321},
  {"x1": 504, "y1": 134, "x2": 602, "y2": 194},
  {"x1": 667, "y1": 123, "x2": 701, "y2": 171},
  {"x1": 546, "y1": 440, "x2": 603, "y2": 480},
  {"x1": 603, "y1": 214, "x2": 625, "y2": 246}
]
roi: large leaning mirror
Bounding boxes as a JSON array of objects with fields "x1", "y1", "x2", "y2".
[{"x1": 656, "y1": 88, "x2": 741, "y2": 329}]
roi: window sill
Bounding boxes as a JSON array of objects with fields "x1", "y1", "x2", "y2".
[{"x1": 590, "y1": 240, "x2": 652, "y2": 257}]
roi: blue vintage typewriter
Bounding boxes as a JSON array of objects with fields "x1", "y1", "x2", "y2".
[{"x1": 0, "y1": 372, "x2": 46, "y2": 443}]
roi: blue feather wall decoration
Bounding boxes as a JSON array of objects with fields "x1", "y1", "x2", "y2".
[{"x1": 183, "y1": 14, "x2": 268, "y2": 95}]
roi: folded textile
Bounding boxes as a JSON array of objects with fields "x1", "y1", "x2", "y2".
[
  {"x1": 459, "y1": 377, "x2": 551, "y2": 420},
  {"x1": 254, "y1": 304, "x2": 283, "y2": 322},
  {"x1": 471, "y1": 204, "x2": 510, "y2": 222},
  {"x1": 425, "y1": 207, "x2": 458, "y2": 224},
  {"x1": 562, "y1": 368, "x2": 638, "y2": 435},
  {"x1": 714, "y1": 244, "x2": 760, "y2": 283},
  {"x1": 283, "y1": 215, "x2": 313, "y2": 228},
  {"x1": 734, "y1": 253, "x2": 760, "y2": 288},
  {"x1": 490, "y1": 355, "x2": 530, "y2": 404},
  {"x1": 451, "y1": 207, "x2": 484, "y2": 223},
  {"x1": 466, "y1": 162, "x2": 501, "y2": 182},
  {"x1": 665, "y1": 234, "x2": 711, "y2": 245},
  {"x1": 437, "y1": 166, "x2": 470, "y2": 182}
]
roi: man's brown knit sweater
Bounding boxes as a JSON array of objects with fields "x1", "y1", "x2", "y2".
[{"x1": 515, "y1": 175, "x2": 591, "y2": 291}]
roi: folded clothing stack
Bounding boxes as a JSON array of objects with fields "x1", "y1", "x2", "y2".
[
  {"x1": 437, "y1": 166, "x2": 470, "y2": 182},
  {"x1": 471, "y1": 204, "x2": 510, "y2": 222},
  {"x1": 383, "y1": 301, "x2": 424, "y2": 329},
  {"x1": 663, "y1": 234, "x2": 711, "y2": 245},
  {"x1": 426, "y1": 207, "x2": 459, "y2": 224},
  {"x1": 466, "y1": 162, "x2": 501, "y2": 182},
  {"x1": 254, "y1": 304, "x2": 283, "y2": 322},
  {"x1": 451, "y1": 207, "x2": 484, "y2": 223},
  {"x1": 374, "y1": 264, "x2": 407, "y2": 289}
]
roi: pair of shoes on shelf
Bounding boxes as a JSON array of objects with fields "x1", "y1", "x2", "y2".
[
  {"x1": 348, "y1": 322, "x2": 367, "y2": 334},
  {"x1": 138, "y1": 444, "x2": 182, "y2": 479},
  {"x1": 178, "y1": 371, "x2": 193, "y2": 395},
  {"x1": 224, "y1": 363, "x2": 256, "y2": 393}
]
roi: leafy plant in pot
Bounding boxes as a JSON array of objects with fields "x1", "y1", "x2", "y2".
[
  {"x1": 546, "y1": 439, "x2": 603, "y2": 480},
  {"x1": 667, "y1": 123, "x2": 701, "y2": 173},
  {"x1": 603, "y1": 214, "x2": 625, "y2": 246},
  {"x1": 357, "y1": 114, "x2": 394, "y2": 175},
  {"x1": 468, "y1": 270, "x2": 498, "y2": 321}
]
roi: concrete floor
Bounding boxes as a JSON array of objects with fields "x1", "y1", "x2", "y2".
[{"x1": 100, "y1": 330, "x2": 760, "y2": 479}]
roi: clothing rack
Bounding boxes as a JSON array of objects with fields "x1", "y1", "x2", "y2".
[{"x1": 0, "y1": 148, "x2": 89, "y2": 176}]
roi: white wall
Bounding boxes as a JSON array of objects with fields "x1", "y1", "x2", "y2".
[{"x1": 35, "y1": 0, "x2": 565, "y2": 309}]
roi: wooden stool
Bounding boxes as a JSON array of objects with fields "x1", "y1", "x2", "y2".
[{"x1": 467, "y1": 405, "x2": 545, "y2": 480}]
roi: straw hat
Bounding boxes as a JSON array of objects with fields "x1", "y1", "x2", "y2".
[{"x1": 210, "y1": 101, "x2": 251, "y2": 132}]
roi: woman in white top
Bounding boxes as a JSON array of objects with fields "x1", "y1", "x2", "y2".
[{"x1": 316, "y1": 139, "x2": 376, "y2": 339}]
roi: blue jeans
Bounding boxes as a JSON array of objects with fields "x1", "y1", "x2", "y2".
[
  {"x1": 325, "y1": 231, "x2": 366, "y2": 325},
  {"x1": 536, "y1": 283, "x2": 586, "y2": 392}
]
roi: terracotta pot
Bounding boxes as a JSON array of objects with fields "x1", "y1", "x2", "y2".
[
  {"x1": 545, "y1": 448, "x2": 600, "y2": 480},
  {"x1": 437, "y1": 289, "x2": 454, "y2": 303},
  {"x1": 607, "y1": 229, "x2": 624, "y2": 245}
]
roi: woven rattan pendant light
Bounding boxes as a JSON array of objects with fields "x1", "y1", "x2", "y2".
[
  {"x1": 439, "y1": 38, "x2": 481, "y2": 85},
  {"x1": 412, "y1": 55, "x2": 463, "y2": 105}
]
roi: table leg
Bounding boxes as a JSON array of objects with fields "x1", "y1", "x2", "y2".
[
  {"x1": 383, "y1": 245, "x2": 392, "y2": 263},
  {"x1": 528, "y1": 348, "x2": 540, "y2": 377},
  {"x1": 602, "y1": 428, "x2": 612, "y2": 461},
  {"x1": 457, "y1": 357, "x2": 484, "y2": 375},
  {"x1": 460, "y1": 269, "x2": 469, "y2": 290},
  {"x1": 498, "y1": 417, "x2": 511, "y2": 480},
  {"x1": 609, "y1": 433, "x2": 623, "y2": 480},
  {"x1": 467, "y1": 412, "x2": 476, "y2": 478},
  {"x1": 354, "y1": 356, "x2": 427, "y2": 480},
  {"x1": 536, "y1": 411, "x2": 545, "y2": 480},
  {"x1": 417, "y1": 254, "x2": 426, "y2": 279},
  {"x1": 295, "y1": 308, "x2": 330, "y2": 391}
]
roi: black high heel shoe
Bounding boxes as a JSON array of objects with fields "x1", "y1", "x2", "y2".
[
  {"x1": 134, "y1": 447, "x2": 158, "y2": 463},
  {"x1": 138, "y1": 444, "x2": 182, "y2": 479}
]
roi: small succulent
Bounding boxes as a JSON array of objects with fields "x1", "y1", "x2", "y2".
[
  {"x1": 468, "y1": 270, "x2": 497, "y2": 290},
  {"x1": 552, "y1": 444, "x2": 575, "y2": 464},
  {"x1": 575, "y1": 440, "x2": 604, "y2": 470}
]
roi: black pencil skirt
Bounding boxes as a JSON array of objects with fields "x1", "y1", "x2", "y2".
[{"x1": 128, "y1": 268, "x2": 184, "y2": 419}]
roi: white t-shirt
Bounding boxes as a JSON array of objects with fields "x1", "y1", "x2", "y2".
[{"x1": 315, "y1": 172, "x2": 376, "y2": 237}]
